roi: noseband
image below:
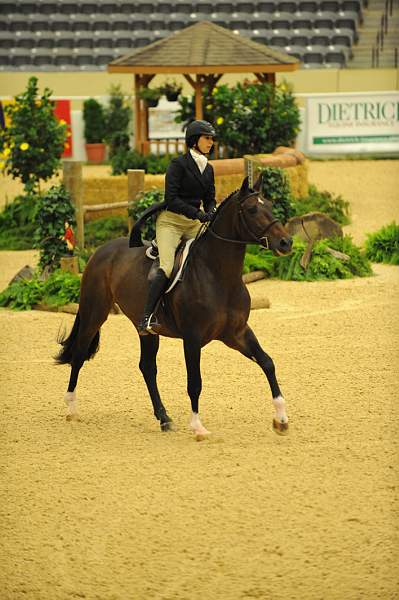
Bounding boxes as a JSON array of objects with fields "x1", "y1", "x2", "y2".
[{"x1": 207, "y1": 193, "x2": 280, "y2": 248}]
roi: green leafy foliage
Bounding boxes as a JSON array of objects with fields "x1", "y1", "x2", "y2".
[
  {"x1": 34, "y1": 184, "x2": 76, "y2": 272},
  {"x1": 0, "y1": 192, "x2": 39, "y2": 249},
  {"x1": 259, "y1": 167, "x2": 295, "y2": 224},
  {"x1": 0, "y1": 76, "x2": 67, "y2": 194},
  {"x1": 270, "y1": 236, "x2": 372, "y2": 281},
  {"x1": 104, "y1": 85, "x2": 132, "y2": 160},
  {"x1": 83, "y1": 98, "x2": 106, "y2": 144},
  {"x1": 0, "y1": 269, "x2": 80, "y2": 311},
  {"x1": 128, "y1": 189, "x2": 164, "y2": 241},
  {"x1": 293, "y1": 184, "x2": 351, "y2": 225},
  {"x1": 365, "y1": 222, "x2": 399, "y2": 265},
  {"x1": 84, "y1": 216, "x2": 128, "y2": 247},
  {"x1": 176, "y1": 80, "x2": 300, "y2": 157},
  {"x1": 243, "y1": 244, "x2": 275, "y2": 275},
  {"x1": 110, "y1": 148, "x2": 173, "y2": 175}
]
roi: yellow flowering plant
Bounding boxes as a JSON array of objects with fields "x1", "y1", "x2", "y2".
[{"x1": 0, "y1": 76, "x2": 67, "y2": 194}]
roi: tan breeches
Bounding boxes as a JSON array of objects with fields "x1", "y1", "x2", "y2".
[{"x1": 156, "y1": 210, "x2": 202, "y2": 277}]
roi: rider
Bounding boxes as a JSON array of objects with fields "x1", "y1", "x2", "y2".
[{"x1": 138, "y1": 119, "x2": 217, "y2": 335}]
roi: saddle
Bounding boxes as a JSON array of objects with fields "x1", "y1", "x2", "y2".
[{"x1": 146, "y1": 238, "x2": 195, "y2": 293}]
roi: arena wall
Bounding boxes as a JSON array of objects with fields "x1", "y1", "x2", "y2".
[{"x1": 1, "y1": 69, "x2": 398, "y2": 104}]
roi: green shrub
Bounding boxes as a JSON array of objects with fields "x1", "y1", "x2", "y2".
[
  {"x1": 293, "y1": 184, "x2": 351, "y2": 225},
  {"x1": 176, "y1": 80, "x2": 300, "y2": 157},
  {"x1": 110, "y1": 148, "x2": 173, "y2": 175},
  {"x1": 84, "y1": 216, "x2": 128, "y2": 247},
  {"x1": 34, "y1": 184, "x2": 76, "y2": 272},
  {"x1": 365, "y1": 222, "x2": 399, "y2": 265},
  {"x1": 243, "y1": 244, "x2": 275, "y2": 275},
  {"x1": 83, "y1": 98, "x2": 106, "y2": 144},
  {"x1": 0, "y1": 192, "x2": 39, "y2": 249},
  {"x1": 0, "y1": 269, "x2": 80, "y2": 311},
  {"x1": 128, "y1": 189, "x2": 164, "y2": 241},
  {"x1": 271, "y1": 235, "x2": 372, "y2": 281},
  {"x1": 259, "y1": 167, "x2": 295, "y2": 224},
  {"x1": 104, "y1": 84, "x2": 132, "y2": 159}
]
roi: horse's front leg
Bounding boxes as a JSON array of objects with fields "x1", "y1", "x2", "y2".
[
  {"x1": 139, "y1": 335, "x2": 175, "y2": 432},
  {"x1": 223, "y1": 325, "x2": 289, "y2": 435},
  {"x1": 183, "y1": 336, "x2": 211, "y2": 441}
]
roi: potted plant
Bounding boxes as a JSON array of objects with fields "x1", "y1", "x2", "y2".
[
  {"x1": 138, "y1": 87, "x2": 162, "y2": 108},
  {"x1": 82, "y1": 98, "x2": 106, "y2": 163},
  {"x1": 160, "y1": 80, "x2": 182, "y2": 102}
]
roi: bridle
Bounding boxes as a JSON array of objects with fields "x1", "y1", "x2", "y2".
[{"x1": 206, "y1": 192, "x2": 280, "y2": 249}]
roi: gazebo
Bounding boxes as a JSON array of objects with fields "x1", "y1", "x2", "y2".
[{"x1": 108, "y1": 21, "x2": 299, "y2": 155}]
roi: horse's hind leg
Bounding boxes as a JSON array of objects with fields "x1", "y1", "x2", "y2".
[
  {"x1": 63, "y1": 291, "x2": 113, "y2": 421},
  {"x1": 139, "y1": 335, "x2": 175, "y2": 432},
  {"x1": 223, "y1": 325, "x2": 289, "y2": 435}
]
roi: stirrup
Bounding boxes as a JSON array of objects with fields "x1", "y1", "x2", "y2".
[{"x1": 138, "y1": 313, "x2": 158, "y2": 336}]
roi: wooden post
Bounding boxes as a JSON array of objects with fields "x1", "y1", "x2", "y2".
[
  {"x1": 127, "y1": 169, "x2": 145, "y2": 231},
  {"x1": 63, "y1": 161, "x2": 84, "y2": 249}
]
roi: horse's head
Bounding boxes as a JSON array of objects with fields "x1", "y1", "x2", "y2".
[{"x1": 237, "y1": 175, "x2": 292, "y2": 256}]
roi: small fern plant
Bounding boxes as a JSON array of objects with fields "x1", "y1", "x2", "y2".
[{"x1": 365, "y1": 222, "x2": 399, "y2": 265}]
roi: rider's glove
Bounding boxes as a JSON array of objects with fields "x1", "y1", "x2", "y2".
[{"x1": 196, "y1": 210, "x2": 213, "y2": 223}]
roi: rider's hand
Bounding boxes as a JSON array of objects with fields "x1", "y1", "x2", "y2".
[{"x1": 196, "y1": 210, "x2": 212, "y2": 223}]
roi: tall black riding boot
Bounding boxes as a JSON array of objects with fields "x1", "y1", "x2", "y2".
[{"x1": 138, "y1": 269, "x2": 169, "y2": 335}]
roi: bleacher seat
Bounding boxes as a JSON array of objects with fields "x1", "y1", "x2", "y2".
[
  {"x1": 276, "y1": 2, "x2": 297, "y2": 14},
  {"x1": 75, "y1": 53, "x2": 95, "y2": 68},
  {"x1": 76, "y1": 37, "x2": 94, "y2": 48},
  {"x1": 18, "y1": 1, "x2": 39, "y2": 14},
  {"x1": 325, "y1": 49, "x2": 347, "y2": 66},
  {"x1": 331, "y1": 32, "x2": 353, "y2": 51},
  {"x1": 0, "y1": 32, "x2": 14, "y2": 48},
  {"x1": 39, "y1": 1, "x2": 61, "y2": 15},
  {"x1": 257, "y1": 2, "x2": 278, "y2": 15},
  {"x1": 54, "y1": 51, "x2": 76, "y2": 68},
  {"x1": 51, "y1": 15, "x2": 74, "y2": 31},
  {"x1": 269, "y1": 35, "x2": 290, "y2": 48},
  {"x1": 113, "y1": 33, "x2": 135, "y2": 47},
  {"x1": 319, "y1": 1, "x2": 340, "y2": 14},
  {"x1": 57, "y1": 2, "x2": 80, "y2": 14},
  {"x1": 37, "y1": 36, "x2": 56, "y2": 49},
  {"x1": 0, "y1": 3, "x2": 15, "y2": 16},
  {"x1": 79, "y1": 0, "x2": 98, "y2": 14},
  {"x1": 70, "y1": 16, "x2": 93, "y2": 32},
  {"x1": 271, "y1": 18, "x2": 292, "y2": 34},
  {"x1": 12, "y1": 54, "x2": 34, "y2": 68},
  {"x1": 298, "y1": 1, "x2": 318, "y2": 12},
  {"x1": 54, "y1": 34, "x2": 74, "y2": 49},
  {"x1": 303, "y1": 50, "x2": 325, "y2": 67},
  {"x1": 292, "y1": 18, "x2": 314, "y2": 31},
  {"x1": 98, "y1": 2, "x2": 120, "y2": 15}
]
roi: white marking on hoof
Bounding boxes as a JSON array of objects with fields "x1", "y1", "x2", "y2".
[
  {"x1": 272, "y1": 395, "x2": 288, "y2": 426},
  {"x1": 64, "y1": 391, "x2": 80, "y2": 421},
  {"x1": 190, "y1": 412, "x2": 211, "y2": 441}
]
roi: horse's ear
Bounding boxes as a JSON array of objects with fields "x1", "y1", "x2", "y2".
[
  {"x1": 253, "y1": 172, "x2": 263, "y2": 192},
  {"x1": 239, "y1": 176, "x2": 250, "y2": 195}
]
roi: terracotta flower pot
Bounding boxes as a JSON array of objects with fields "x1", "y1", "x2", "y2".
[{"x1": 85, "y1": 143, "x2": 106, "y2": 163}]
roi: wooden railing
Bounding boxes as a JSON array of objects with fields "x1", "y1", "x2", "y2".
[{"x1": 372, "y1": 0, "x2": 396, "y2": 67}]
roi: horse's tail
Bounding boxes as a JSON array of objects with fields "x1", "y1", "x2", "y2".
[
  {"x1": 129, "y1": 201, "x2": 167, "y2": 247},
  {"x1": 54, "y1": 312, "x2": 100, "y2": 365}
]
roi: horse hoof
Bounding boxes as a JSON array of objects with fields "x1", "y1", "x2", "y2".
[
  {"x1": 160, "y1": 420, "x2": 177, "y2": 432},
  {"x1": 66, "y1": 413, "x2": 81, "y2": 422},
  {"x1": 272, "y1": 419, "x2": 289, "y2": 436}
]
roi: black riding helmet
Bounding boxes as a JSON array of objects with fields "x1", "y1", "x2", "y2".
[{"x1": 185, "y1": 120, "x2": 216, "y2": 149}]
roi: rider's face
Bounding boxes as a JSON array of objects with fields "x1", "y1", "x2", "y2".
[{"x1": 197, "y1": 135, "x2": 214, "y2": 154}]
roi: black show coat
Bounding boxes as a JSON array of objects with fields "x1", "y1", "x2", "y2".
[{"x1": 164, "y1": 152, "x2": 216, "y2": 219}]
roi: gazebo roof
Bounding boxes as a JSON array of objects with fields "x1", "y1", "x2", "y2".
[{"x1": 108, "y1": 21, "x2": 299, "y2": 74}]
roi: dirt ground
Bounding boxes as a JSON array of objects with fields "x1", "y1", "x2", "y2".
[{"x1": 0, "y1": 161, "x2": 398, "y2": 600}]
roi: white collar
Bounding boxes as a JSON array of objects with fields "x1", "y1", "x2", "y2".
[{"x1": 190, "y1": 148, "x2": 208, "y2": 174}]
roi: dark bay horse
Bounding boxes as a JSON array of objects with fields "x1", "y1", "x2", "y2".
[{"x1": 56, "y1": 175, "x2": 293, "y2": 439}]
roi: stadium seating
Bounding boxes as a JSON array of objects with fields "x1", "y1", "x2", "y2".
[{"x1": 0, "y1": 0, "x2": 364, "y2": 71}]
